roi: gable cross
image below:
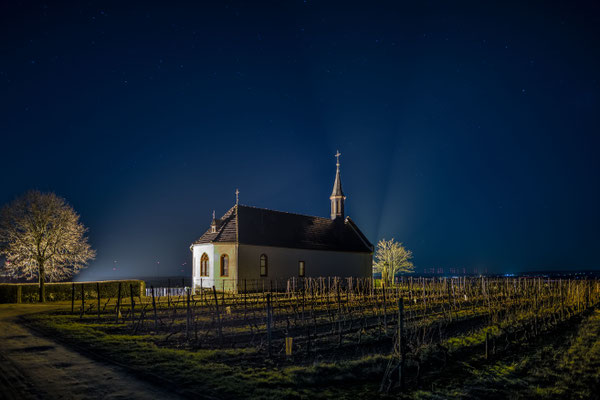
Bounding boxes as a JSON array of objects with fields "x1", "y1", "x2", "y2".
[{"x1": 235, "y1": 188, "x2": 239, "y2": 205}]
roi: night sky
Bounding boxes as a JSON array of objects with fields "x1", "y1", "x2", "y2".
[{"x1": 1, "y1": 1, "x2": 599, "y2": 278}]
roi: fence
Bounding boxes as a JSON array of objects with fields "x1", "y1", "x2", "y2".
[
  {"x1": 145, "y1": 287, "x2": 189, "y2": 297},
  {"x1": 190, "y1": 277, "x2": 378, "y2": 294}
]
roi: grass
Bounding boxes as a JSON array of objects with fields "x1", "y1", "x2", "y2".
[
  {"x1": 21, "y1": 299, "x2": 600, "y2": 399},
  {"x1": 413, "y1": 308, "x2": 600, "y2": 399},
  {"x1": 24, "y1": 311, "x2": 388, "y2": 399}
]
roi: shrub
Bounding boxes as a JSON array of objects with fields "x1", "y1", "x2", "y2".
[{"x1": 0, "y1": 280, "x2": 146, "y2": 304}]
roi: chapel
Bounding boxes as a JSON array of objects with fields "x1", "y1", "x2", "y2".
[{"x1": 190, "y1": 152, "x2": 373, "y2": 292}]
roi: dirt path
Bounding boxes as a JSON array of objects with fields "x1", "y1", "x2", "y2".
[{"x1": 0, "y1": 304, "x2": 183, "y2": 400}]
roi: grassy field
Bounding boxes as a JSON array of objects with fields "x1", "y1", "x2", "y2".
[
  {"x1": 24, "y1": 309, "x2": 386, "y2": 399},
  {"x1": 412, "y1": 308, "x2": 600, "y2": 399},
  {"x1": 21, "y1": 278, "x2": 600, "y2": 399}
]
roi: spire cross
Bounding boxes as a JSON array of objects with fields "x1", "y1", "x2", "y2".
[
  {"x1": 335, "y1": 150, "x2": 341, "y2": 167},
  {"x1": 212, "y1": 210, "x2": 215, "y2": 220},
  {"x1": 235, "y1": 188, "x2": 239, "y2": 205}
]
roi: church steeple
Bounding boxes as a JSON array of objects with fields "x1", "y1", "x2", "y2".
[{"x1": 330, "y1": 150, "x2": 346, "y2": 220}]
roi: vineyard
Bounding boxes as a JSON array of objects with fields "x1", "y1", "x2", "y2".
[{"x1": 27, "y1": 276, "x2": 600, "y2": 398}]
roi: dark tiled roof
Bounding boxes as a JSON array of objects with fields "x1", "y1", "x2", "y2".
[
  {"x1": 193, "y1": 206, "x2": 238, "y2": 243},
  {"x1": 193, "y1": 205, "x2": 372, "y2": 253}
]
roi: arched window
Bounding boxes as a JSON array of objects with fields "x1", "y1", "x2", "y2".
[
  {"x1": 200, "y1": 253, "x2": 209, "y2": 277},
  {"x1": 220, "y1": 254, "x2": 229, "y2": 277},
  {"x1": 260, "y1": 254, "x2": 268, "y2": 277}
]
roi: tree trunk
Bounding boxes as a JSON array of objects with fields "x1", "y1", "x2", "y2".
[{"x1": 38, "y1": 261, "x2": 45, "y2": 303}]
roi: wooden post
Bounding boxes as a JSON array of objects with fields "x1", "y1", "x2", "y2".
[
  {"x1": 446, "y1": 278, "x2": 453, "y2": 322},
  {"x1": 151, "y1": 285, "x2": 158, "y2": 330},
  {"x1": 167, "y1": 278, "x2": 171, "y2": 308},
  {"x1": 244, "y1": 279, "x2": 247, "y2": 315},
  {"x1": 212, "y1": 286, "x2": 223, "y2": 343},
  {"x1": 96, "y1": 282, "x2": 101, "y2": 320},
  {"x1": 306, "y1": 324, "x2": 311, "y2": 356},
  {"x1": 115, "y1": 282, "x2": 122, "y2": 323},
  {"x1": 186, "y1": 288, "x2": 191, "y2": 340},
  {"x1": 559, "y1": 279, "x2": 564, "y2": 321},
  {"x1": 534, "y1": 290, "x2": 538, "y2": 336},
  {"x1": 382, "y1": 283, "x2": 387, "y2": 330},
  {"x1": 285, "y1": 337, "x2": 293, "y2": 357},
  {"x1": 266, "y1": 293, "x2": 272, "y2": 357},
  {"x1": 130, "y1": 284, "x2": 135, "y2": 324},
  {"x1": 194, "y1": 301, "x2": 199, "y2": 343},
  {"x1": 71, "y1": 282, "x2": 75, "y2": 314},
  {"x1": 80, "y1": 284, "x2": 85, "y2": 318},
  {"x1": 337, "y1": 282, "x2": 343, "y2": 346},
  {"x1": 586, "y1": 279, "x2": 590, "y2": 309},
  {"x1": 222, "y1": 280, "x2": 226, "y2": 308},
  {"x1": 398, "y1": 298, "x2": 405, "y2": 389},
  {"x1": 16, "y1": 285, "x2": 22, "y2": 304},
  {"x1": 422, "y1": 279, "x2": 426, "y2": 315},
  {"x1": 485, "y1": 331, "x2": 489, "y2": 360},
  {"x1": 302, "y1": 281, "x2": 306, "y2": 322}
]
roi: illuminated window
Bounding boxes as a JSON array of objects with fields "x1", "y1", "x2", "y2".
[
  {"x1": 298, "y1": 261, "x2": 305, "y2": 277},
  {"x1": 200, "y1": 253, "x2": 209, "y2": 277},
  {"x1": 260, "y1": 254, "x2": 268, "y2": 277},
  {"x1": 220, "y1": 254, "x2": 229, "y2": 277}
]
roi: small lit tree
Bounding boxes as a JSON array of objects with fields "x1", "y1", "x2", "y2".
[
  {"x1": 372, "y1": 238, "x2": 414, "y2": 285},
  {"x1": 0, "y1": 191, "x2": 95, "y2": 302}
]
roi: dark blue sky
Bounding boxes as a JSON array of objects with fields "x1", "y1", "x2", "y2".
[{"x1": 1, "y1": 1, "x2": 599, "y2": 278}]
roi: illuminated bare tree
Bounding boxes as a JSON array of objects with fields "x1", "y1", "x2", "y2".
[
  {"x1": 373, "y1": 238, "x2": 414, "y2": 285},
  {"x1": 0, "y1": 191, "x2": 95, "y2": 302}
]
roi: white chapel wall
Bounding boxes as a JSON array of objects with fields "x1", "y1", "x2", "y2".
[
  {"x1": 237, "y1": 244, "x2": 372, "y2": 283},
  {"x1": 192, "y1": 243, "x2": 238, "y2": 291}
]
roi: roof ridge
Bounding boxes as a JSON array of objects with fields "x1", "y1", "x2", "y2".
[
  {"x1": 237, "y1": 203, "x2": 331, "y2": 221},
  {"x1": 345, "y1": 216, "x2": 373, "y2": 250},
  {"x1": 213, "y1": 205, "x2": 236, "y2": 241},
  {"x1": 218, "y1": 205, "x2": 236, "y2": 219}
]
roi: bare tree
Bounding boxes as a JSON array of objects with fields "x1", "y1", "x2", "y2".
[
  {"x1": 372, "y1": 238, "x2": 414, "y2": 285},
  {"x1": 0, "y1": 191, "x2": 95, "y2": 302}
]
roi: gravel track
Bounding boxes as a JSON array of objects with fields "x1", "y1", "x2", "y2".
[{"x1": 0, "y1": 304, "x2": 183, "y2": 400}]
